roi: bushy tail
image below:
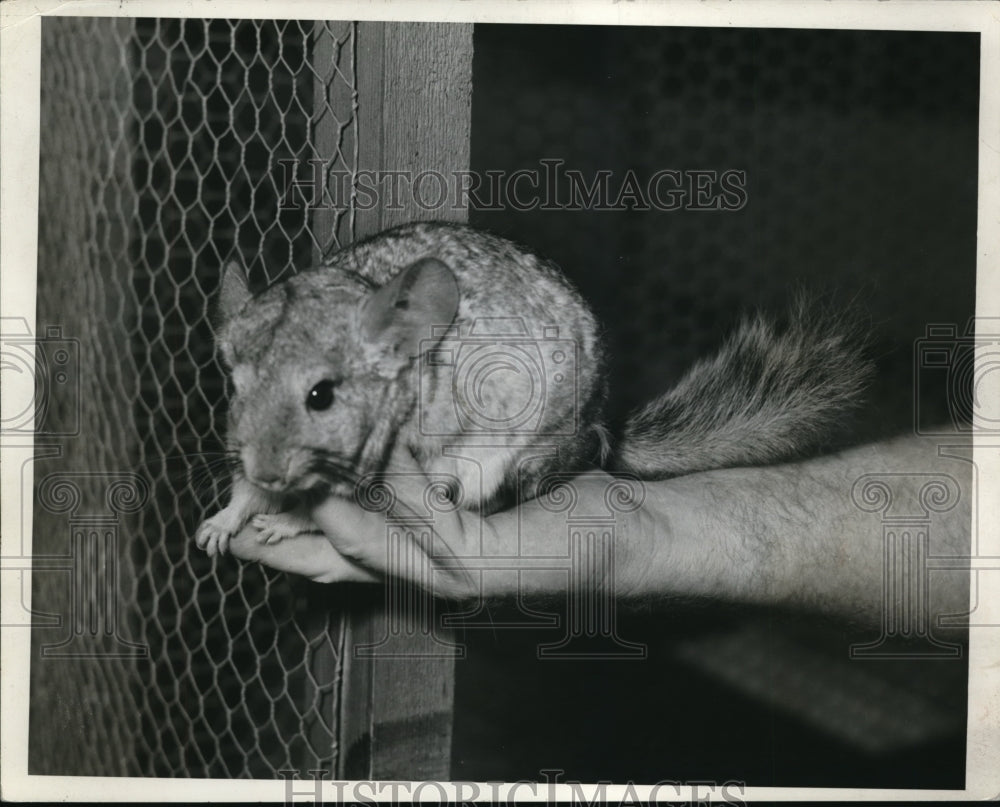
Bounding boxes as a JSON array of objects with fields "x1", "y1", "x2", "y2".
[{"x1": 613, "y1": 297, "x2": 873, "y2": 479}]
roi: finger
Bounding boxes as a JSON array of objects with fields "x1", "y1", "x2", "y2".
[
  {"x1": 309, "y1": 495, "x2": 390, "y2": 567},
  {"x1": 311, "y1": 493, "x2": 451, "y2": 581},
  {"x1": 310, "y1": 490, "x2": 481, "y2": 598},
  {"x1": 228, "y1": 526, "x2": 379, "y2": 584}
]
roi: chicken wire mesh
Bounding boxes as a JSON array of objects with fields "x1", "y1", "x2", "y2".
[{"x1": 31, "y1": 15, "x2": 359, "y2": 778}]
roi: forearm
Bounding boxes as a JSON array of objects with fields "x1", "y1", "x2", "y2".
[
  {"x1": 625, "y1": 433, "x2": 973, "y2": 623},
  {"x1": 226, "y1": 432, "x2": 973, "y2": 626}
]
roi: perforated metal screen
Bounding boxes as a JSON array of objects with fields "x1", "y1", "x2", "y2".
[{"x1": 32, "y1": 16, "x2": 358, "y2": 777}]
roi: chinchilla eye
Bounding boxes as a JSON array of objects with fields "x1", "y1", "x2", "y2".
[{"x1": 306, "y1": 379, "x2": 337, "y2": 411}]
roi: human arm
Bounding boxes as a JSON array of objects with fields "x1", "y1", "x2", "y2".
[{"x1": 225, "y1": 432, "x2": 973, "y2": 626}]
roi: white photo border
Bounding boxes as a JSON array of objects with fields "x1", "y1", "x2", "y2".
[{"x1": 2, "y1": 0, "x2": 997, "y2": 801}]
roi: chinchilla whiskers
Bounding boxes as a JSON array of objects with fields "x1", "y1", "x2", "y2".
[
  {"x1": 189, "y1": 471, "x2": 230, "y2": 503},
  {"x1": 125, "y1": 449, "x2": 236, "y2": 476},
  {"x1": 194, "y1": 475, "x2": 235, "y2": 507},
  {"x1": 309, "y1": 451, "x2": 363, "y2": 488},
  {"x1": 184, "y1": 450, "x2": 241, "y2": 502},
  {"x1": 188, "y1": 453, "x2": 239, "y2": 481},
  {"x1": 176, "y1": 449, "x2": 241, "y2": 470}
]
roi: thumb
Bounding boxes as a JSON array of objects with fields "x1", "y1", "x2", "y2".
[
  {"x1": 362, "y1": 443, "x2": 442, "y2": 512},
  {"x1": 309, "y1": 449, "x2": 468, "y2": 590},
  {"x1": 226, "y1": 525, "x2": 380, "y2": 584},
  {"x1": 308, "y1": 450, "x2": 436, "y2": 574},
  {"x1": 310, "y1": 492, "x2": 446, "y2": 589},
  {"x1": 308, "y1": 492, "x2": 393, "y2": 569}
]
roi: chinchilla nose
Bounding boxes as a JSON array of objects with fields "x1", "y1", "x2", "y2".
[
  {"x1": 241, "y1": 450, "x2": 287, "y2": 491},
  {"x1": 251, "y1": 470, "x2": 282, "y2": 487}
]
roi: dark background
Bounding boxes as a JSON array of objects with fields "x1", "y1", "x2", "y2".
[{"x1": 451, "y1": 25, "x2": 978, "y2": 787}]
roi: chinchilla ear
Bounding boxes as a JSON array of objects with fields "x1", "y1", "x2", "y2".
[
  {"x1": 219, "y1": 259, "x2": 252, "y2": 323},
  {"x1": 360, "y1": 257, "x2": 459, "y2": 358}
]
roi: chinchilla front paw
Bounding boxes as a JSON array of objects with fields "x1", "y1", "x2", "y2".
[
  {"x1": 251, "y1": 513, "x2": 316, "y2": 545},
  {"x1": 196, "y1": 511, "x2": 240, "y2": 556}
]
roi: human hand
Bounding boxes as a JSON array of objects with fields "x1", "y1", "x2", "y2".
[
  {"x1": 225, "y1": 433, "x2": 971, "y2": 625},
  {"x1": 226, "y1": 448, "x2": 654, "y2": 600}
]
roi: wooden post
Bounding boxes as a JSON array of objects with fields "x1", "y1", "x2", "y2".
[
  {"x1": 336, "y1": 21, "x2": 474, "y2": 781},
  {"x1": 300, "y1": 21, "x2": 359, "y2": 778}
]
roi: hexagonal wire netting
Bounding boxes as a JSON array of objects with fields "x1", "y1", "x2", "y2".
[{"x1": 31, "y1": 16, "x2": 358, "y2": 777}]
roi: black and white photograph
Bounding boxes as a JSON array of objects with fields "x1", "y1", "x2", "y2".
[{"x1": 1, "y1": 0, "x2": 998, "y2": 802}]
